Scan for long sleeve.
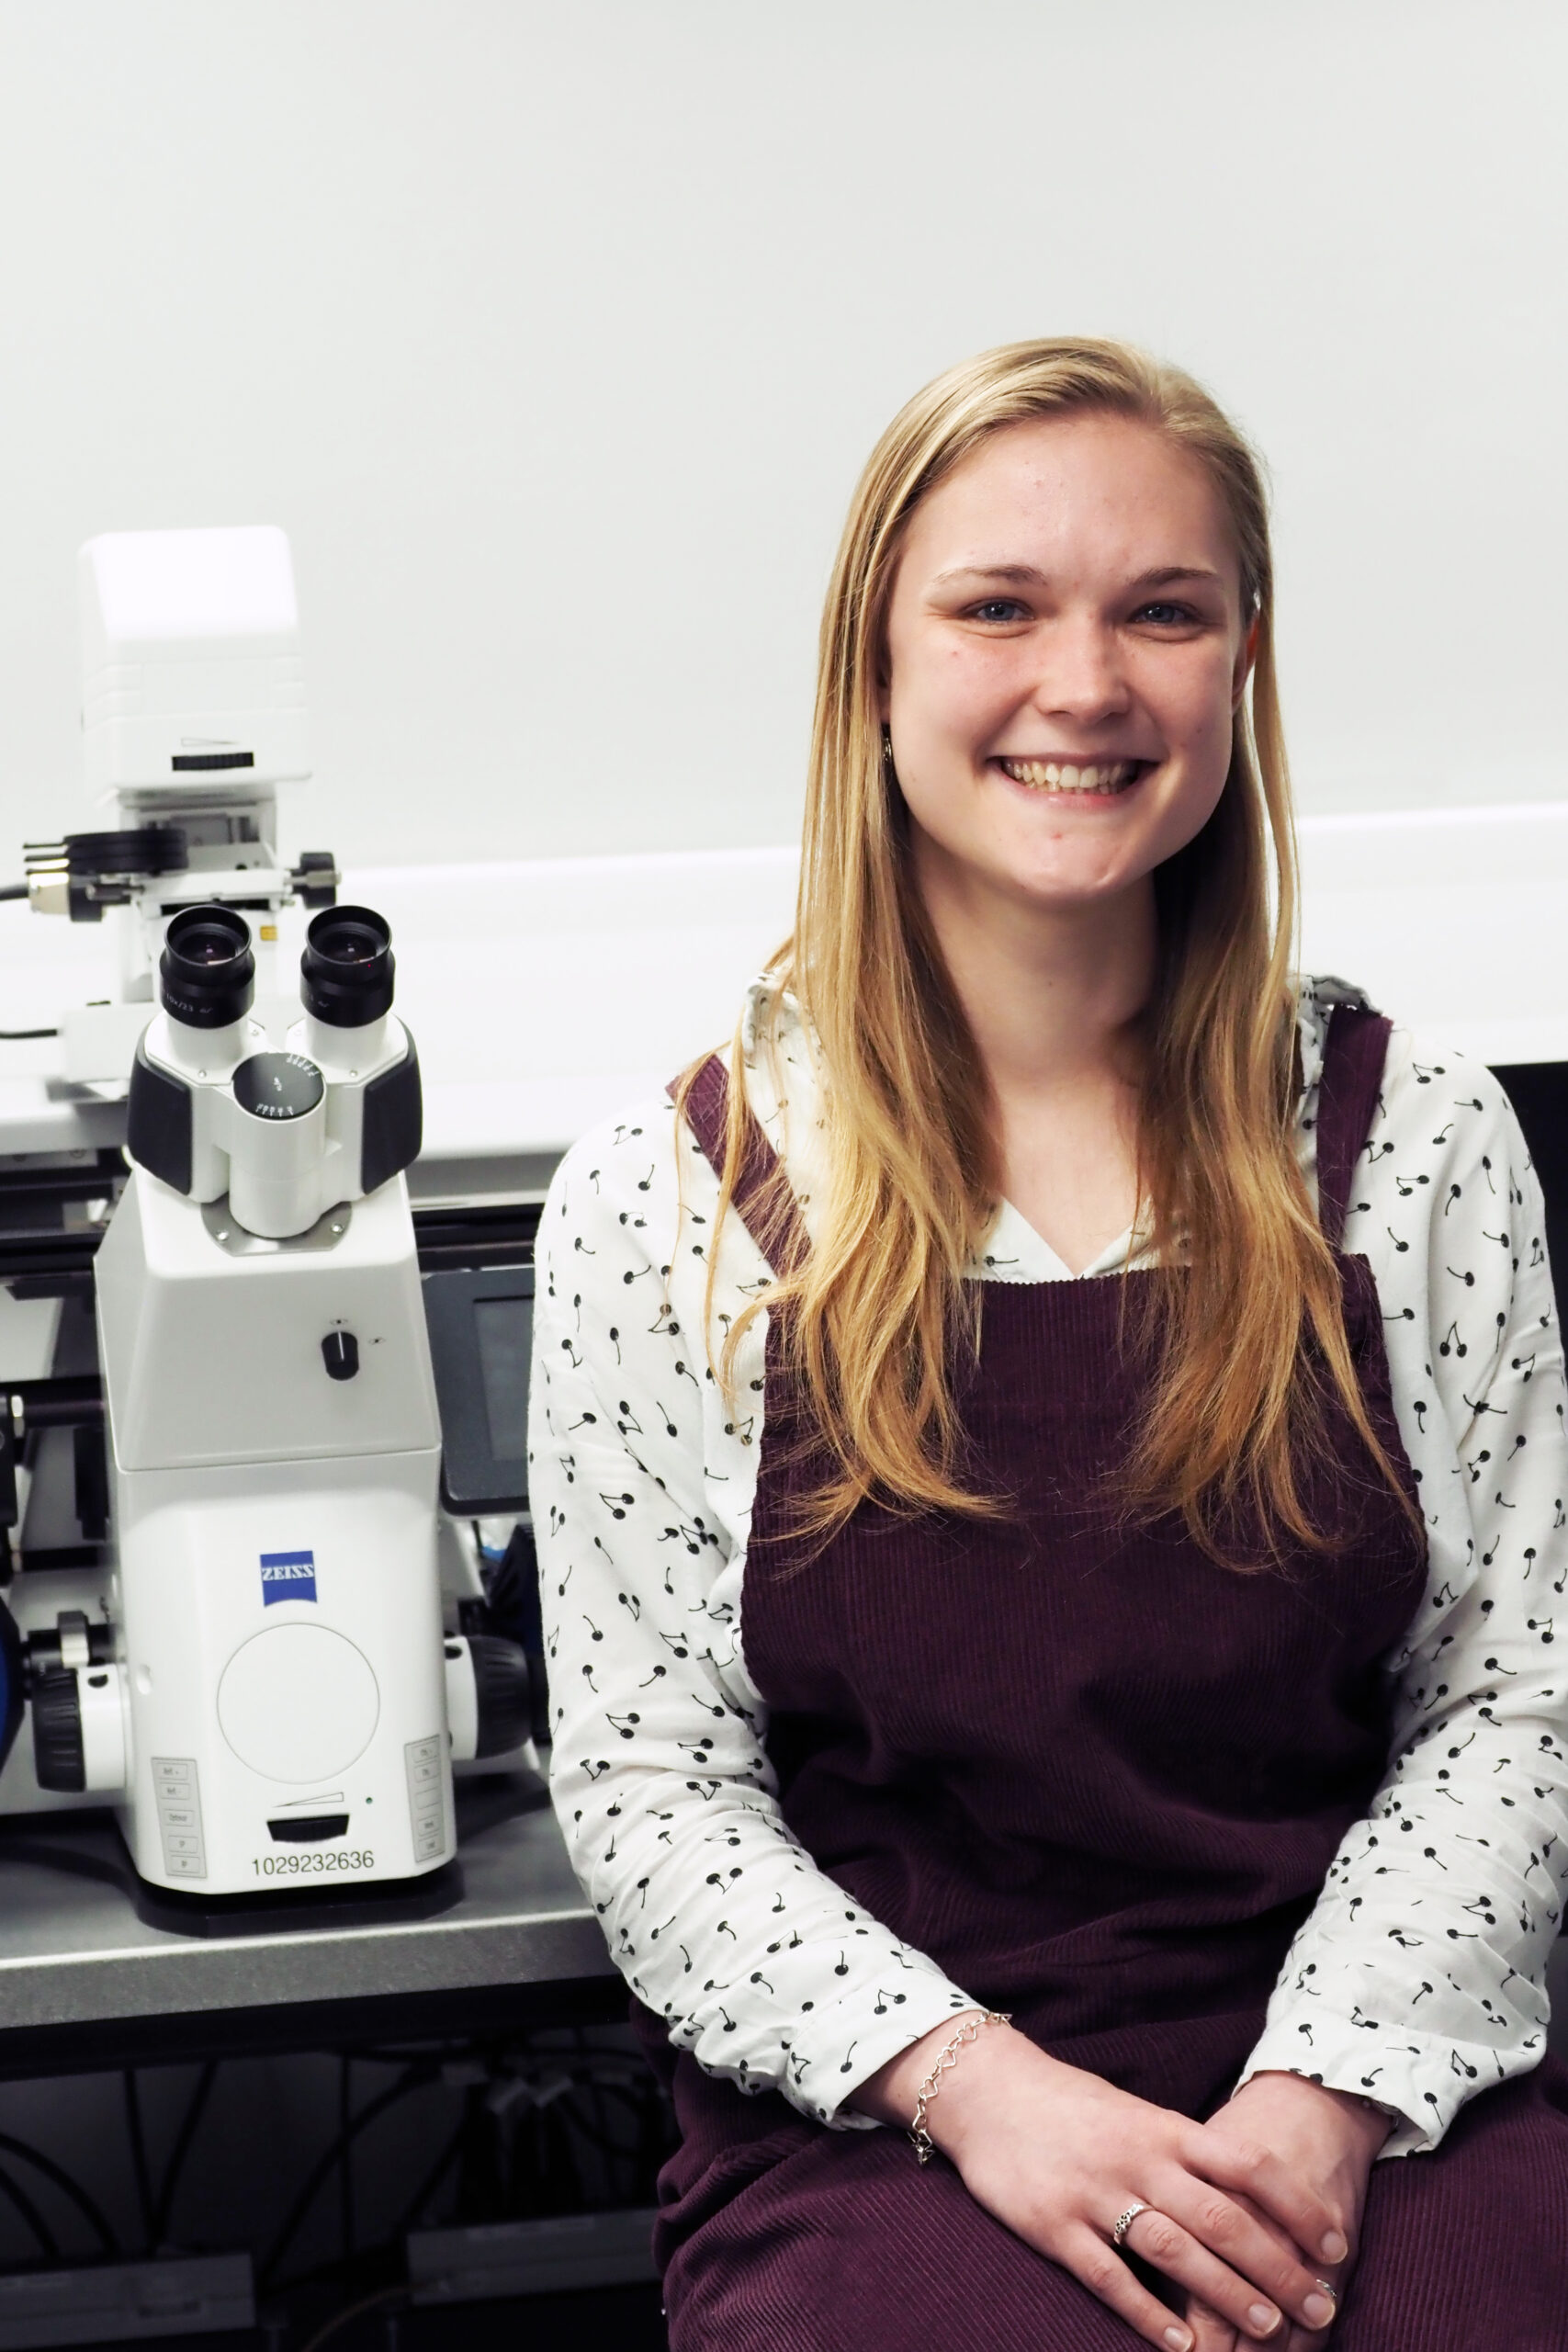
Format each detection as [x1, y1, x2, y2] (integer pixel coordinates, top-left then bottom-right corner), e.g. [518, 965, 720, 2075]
[1238, 1019, 1568, 2154]
[529, 1088, 975, 2126]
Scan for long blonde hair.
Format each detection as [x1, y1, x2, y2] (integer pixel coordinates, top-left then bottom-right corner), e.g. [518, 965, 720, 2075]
[687, 337, 1409, 1564]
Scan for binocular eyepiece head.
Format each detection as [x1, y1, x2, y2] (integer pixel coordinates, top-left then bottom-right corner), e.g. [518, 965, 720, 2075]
[160, 905, 256, 1029]
[157, 903, 399, 1031]
[300, 905, 395, 1028]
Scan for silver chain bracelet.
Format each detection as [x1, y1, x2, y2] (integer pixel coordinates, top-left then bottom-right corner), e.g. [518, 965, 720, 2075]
[908, 2009, 1011, 2165]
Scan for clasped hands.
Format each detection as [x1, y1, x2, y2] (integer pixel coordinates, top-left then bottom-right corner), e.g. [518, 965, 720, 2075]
[856, 2020, 1392, 2349]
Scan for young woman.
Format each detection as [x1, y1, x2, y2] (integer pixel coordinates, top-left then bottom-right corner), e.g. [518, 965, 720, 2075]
[530, 341, 1568, 2349]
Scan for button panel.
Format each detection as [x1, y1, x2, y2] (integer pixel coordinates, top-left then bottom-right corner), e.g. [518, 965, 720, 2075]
[152, 1757, 207, 1879]
[404, 1735, 446, 1863]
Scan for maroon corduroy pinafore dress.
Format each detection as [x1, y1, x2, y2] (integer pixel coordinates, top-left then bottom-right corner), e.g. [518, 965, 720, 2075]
[637, 1006, 1568, 2348]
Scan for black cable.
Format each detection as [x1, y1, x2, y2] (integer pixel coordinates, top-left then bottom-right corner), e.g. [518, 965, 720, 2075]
[152, 2060, 217, 2246]
[297, 2285, 409, 2352]
[0, 2161, 59, 2260]
[0, 2129, 118, 2256]
[123, 2071, 156, 2253]
[338, 2056, 355, 2265]
[0, 884, 28, 903]
[260, 2068, 437, 2291]
[0, 1028, 58, 1040]
[388, 2114, 467, 2241]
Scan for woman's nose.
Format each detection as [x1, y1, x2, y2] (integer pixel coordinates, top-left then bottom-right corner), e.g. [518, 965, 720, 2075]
[1031, 619, 1131, 726]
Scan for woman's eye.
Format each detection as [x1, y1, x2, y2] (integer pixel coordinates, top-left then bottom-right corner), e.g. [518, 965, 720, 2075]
[966, 598, 1030, 624]
[1133, 601, 1198, 627]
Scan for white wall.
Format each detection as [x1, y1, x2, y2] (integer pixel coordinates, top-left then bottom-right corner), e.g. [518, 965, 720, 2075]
[0, 0, 1563, 874]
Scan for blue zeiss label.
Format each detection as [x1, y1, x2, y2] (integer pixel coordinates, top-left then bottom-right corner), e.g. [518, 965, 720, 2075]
[260, 1550, 317, 1605]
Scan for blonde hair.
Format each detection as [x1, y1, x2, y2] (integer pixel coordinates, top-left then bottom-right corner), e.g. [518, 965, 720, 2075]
[685, 337, 1409, 1564]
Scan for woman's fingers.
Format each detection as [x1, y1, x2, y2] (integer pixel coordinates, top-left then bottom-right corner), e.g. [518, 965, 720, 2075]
[1151, 2177, 1339, 2335]
[1184, 2298, 1241, 2352]
[1060, 2229, 1202, 2352]
[1189, 2125, 1348, 2267]
[1122, 2207, 1285, 2342]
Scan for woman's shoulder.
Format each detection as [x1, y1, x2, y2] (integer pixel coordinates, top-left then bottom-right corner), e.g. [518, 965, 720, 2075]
[537, 1087, 690, 1283]
[1296, 975, 1523, 1156]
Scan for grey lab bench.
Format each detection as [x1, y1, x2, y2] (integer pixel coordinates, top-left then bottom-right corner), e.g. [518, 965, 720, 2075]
[0, 1779, 617, 2079]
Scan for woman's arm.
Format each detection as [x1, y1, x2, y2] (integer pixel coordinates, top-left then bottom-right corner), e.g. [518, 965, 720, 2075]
[1235, 1030, 1568, 2151]
[532, 1098, 975, 2123]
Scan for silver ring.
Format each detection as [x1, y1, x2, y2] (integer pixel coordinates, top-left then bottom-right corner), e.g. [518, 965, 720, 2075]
[1111, 2199, 1150, 2249]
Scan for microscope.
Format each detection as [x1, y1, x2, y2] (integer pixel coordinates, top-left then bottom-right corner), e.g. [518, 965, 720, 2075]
[0, 526, 536, 1897]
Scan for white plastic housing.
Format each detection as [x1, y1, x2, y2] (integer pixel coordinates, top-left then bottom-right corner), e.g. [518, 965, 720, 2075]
[79, 1664, 129, 1792]
[94, 1165, 452, 1894]
[95, 1170, 438, 1473]
[80, 526, 309, 797]
[139, 1009, 413, 1238]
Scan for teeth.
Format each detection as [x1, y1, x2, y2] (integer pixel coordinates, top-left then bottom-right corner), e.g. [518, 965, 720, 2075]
[998, 758, 1139, 793]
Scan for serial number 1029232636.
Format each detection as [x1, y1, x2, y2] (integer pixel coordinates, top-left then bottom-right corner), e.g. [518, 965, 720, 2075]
[252, 1850, 375, 1877]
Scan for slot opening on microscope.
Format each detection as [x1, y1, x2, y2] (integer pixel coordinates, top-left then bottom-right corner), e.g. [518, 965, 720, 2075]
[267, 1812, 351, 1843]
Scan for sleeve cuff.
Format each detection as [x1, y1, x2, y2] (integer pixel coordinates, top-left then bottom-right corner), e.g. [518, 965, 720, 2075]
[800, 1976, 982, 2132]
[1235, 2015, 1469, 2157]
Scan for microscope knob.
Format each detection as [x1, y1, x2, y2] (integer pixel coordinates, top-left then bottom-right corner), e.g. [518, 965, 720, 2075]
[466, 1634, 535, 1759]
[321, 1329, 359, 1382]
[31, 1668, 85, 1793]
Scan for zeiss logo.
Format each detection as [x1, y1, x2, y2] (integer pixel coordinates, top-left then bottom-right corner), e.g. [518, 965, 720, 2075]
[260, 1551, 317, 1606]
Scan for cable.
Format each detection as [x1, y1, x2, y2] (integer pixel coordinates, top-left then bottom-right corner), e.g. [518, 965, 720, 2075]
[0, 1028, 58, 1040]
[260, 2069, 437, 2291]
[0, 2162, 60, 2261]
[152, 2061, 217, 2246]
[0, 2130, 118, 2256]
[123, 2071, 156, 2253]
[0, 884, 28, 904]
[389, 2115, 466, 2241]
[338, 2056, 355, 2264]
[296, 2285, 409, 2352]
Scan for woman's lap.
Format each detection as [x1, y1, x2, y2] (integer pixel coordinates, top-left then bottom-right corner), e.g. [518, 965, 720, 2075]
[662, 2119, 1134, 2352]
[1334, 2058, 1568, 2350]
[662, 2060, 1568, 2352]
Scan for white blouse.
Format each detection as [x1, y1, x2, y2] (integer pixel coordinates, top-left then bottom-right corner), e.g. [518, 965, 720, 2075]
[529, 976, 1568, 2160]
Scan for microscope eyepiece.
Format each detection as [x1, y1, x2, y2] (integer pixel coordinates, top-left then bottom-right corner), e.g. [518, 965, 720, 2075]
[160, 905, 255, 1028]
[301, 905, 395, 1027]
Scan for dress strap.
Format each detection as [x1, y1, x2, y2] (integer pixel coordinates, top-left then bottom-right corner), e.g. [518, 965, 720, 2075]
[670, 1054, 812, 1278]
[1313, 1001, 1393, 1248]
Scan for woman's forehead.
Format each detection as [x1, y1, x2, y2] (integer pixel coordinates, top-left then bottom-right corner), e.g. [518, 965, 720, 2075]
[901, 413, 1239, 589]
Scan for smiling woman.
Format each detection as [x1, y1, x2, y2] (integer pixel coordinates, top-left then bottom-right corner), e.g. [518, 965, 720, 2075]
[532, 340, 1568, 2352]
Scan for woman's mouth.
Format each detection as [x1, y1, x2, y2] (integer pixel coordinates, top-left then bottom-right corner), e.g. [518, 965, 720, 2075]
[994, 756, 1146, 796]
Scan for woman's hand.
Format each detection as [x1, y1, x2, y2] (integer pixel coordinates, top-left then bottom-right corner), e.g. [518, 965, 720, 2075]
[1180, 2073, 1391, 2351]
[854, 2021, 1353, 2351]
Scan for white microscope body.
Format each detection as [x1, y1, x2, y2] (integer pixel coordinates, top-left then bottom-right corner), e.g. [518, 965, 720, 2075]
[0, 525, 533, 1897]
[83, 902, 464, 1894]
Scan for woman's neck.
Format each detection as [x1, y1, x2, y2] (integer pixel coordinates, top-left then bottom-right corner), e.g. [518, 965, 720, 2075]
[910, 831, 1154, 1272]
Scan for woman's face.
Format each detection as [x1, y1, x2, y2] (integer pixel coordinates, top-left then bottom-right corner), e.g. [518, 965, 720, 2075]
[881, 413, 1255, 920]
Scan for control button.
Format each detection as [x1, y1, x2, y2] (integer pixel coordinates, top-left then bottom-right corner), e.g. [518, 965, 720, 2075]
[152, 1756, 207, 1880]
[321, 1329, 359, 1382]
[404, 1734, 446, 1862]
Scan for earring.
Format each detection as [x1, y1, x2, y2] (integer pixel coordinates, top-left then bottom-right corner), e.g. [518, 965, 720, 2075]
[881, 723, 894, 769]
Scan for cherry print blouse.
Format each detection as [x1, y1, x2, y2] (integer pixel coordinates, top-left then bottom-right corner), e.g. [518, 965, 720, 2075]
[528, 976, 1568, 2159]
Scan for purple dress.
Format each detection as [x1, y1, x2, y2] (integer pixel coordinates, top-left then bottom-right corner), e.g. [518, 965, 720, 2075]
[636, 1006, 1568, 2347]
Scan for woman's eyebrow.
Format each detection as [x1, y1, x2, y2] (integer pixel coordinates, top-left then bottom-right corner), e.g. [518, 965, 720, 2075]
[928, 562, 1226, 592]
[929, 563, 1046, 587]
[1128, 565, 1225, 592]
